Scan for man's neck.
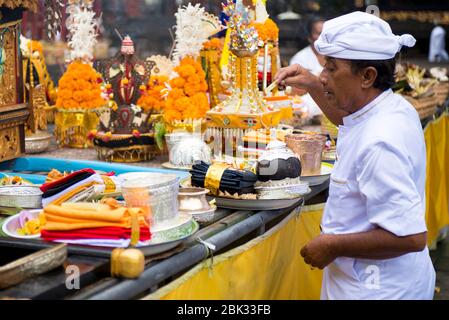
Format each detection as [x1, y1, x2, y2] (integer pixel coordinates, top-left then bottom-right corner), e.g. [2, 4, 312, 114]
[350, 89, 384, 115]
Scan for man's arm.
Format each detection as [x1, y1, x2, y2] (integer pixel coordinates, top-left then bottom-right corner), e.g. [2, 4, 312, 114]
[300, 228, 427, 269]
[275, 64, 348, 126]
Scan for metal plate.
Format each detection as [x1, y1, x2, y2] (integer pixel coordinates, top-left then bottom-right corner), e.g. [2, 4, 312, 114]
[301, 163, 333, 186]
[161, 162, 192, 171]
[138, 219, 199, 256]
[206, 196, 303, 211]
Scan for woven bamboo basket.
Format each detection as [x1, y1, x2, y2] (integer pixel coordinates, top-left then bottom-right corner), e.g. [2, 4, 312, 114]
[403, 94, 439, 120]
[433, 82, 449, 106]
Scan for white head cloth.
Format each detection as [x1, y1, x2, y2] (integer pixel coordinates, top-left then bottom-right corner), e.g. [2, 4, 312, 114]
[314, 11, 416, 60]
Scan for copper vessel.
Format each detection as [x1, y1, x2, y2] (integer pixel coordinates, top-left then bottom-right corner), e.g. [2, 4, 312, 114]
[285, 133, 327, 176]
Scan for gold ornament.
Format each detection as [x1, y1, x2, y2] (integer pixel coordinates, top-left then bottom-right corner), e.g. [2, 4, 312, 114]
[110, 248, 145, 279]
[201, 47, 223, 109]
[207, 47, 280, 131]
[55, 109, 99, 148]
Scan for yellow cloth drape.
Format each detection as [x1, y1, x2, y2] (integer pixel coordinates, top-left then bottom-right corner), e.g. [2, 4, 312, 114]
[425, 113, 449, 246]
[143, 204, 324, 300]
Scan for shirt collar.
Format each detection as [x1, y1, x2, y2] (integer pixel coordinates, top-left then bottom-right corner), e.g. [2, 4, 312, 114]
[342, 89, 393, 127]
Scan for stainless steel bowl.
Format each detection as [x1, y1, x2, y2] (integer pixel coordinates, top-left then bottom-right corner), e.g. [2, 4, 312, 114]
[178, 187, 210, 213]
[0, 185, 43, 209]
[25, 132, 53, 154]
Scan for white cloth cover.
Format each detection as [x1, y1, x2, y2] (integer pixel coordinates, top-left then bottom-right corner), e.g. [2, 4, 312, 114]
[314, 11, 416, 60]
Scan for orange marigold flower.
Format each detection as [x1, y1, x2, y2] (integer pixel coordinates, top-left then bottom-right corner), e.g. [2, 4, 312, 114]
[187, 74, 200, 85]
[137, 75, 168, 113]
[203, 38, 223, 51]
[251, 18, 279, 43]
[171, 77, 186, 88]
[164, 56, 210, 122]
[56, 61, 105, 110]
[176, 64, 196, 78]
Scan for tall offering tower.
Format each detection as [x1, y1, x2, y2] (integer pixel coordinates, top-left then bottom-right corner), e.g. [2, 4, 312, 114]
[206, 0, 281, 159]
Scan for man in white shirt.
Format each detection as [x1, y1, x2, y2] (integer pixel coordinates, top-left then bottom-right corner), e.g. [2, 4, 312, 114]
[429, 24, 449, 63]
[276, 11, 436, 300]
[290, 16, 325, 76]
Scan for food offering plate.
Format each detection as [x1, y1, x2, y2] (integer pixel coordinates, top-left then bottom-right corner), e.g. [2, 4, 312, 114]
[181, 180, 309, 211]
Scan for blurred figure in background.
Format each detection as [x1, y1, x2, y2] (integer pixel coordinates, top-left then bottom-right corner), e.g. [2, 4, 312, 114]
[289, 16, 333, 134]
[429, 23, 449, 63]
[290, 16, 325, 75]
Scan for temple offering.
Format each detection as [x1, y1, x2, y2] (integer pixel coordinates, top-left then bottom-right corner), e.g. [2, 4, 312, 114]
[190, 161, 258, 197]
[206, 0, 284, 160]
[39, 168, 123, 207]
[54, 1, 105, 148]
[93, 35, 157, 162]
[255, 141, 308, 200]
[40, 200, 151, 247]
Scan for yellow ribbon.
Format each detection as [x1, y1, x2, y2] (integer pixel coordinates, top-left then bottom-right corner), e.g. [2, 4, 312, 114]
[205, 163, 230, 196]
[130, 210, 140, 247]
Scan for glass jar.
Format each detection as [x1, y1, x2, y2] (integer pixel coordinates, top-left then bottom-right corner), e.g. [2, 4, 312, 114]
[122, 173, 179, 227]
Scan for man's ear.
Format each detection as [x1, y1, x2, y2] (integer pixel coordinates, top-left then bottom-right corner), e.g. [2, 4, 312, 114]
[361, 67, 378, 89]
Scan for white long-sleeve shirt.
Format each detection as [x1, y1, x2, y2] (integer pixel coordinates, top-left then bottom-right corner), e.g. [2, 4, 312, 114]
[321, 89, 435, 300]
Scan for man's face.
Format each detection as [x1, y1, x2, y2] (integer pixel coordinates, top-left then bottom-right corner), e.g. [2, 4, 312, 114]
[319, 57, 364, 113]
[309, 21, 323, 44]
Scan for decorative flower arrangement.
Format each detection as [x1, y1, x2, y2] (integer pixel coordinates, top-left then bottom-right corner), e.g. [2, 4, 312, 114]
[223, 0, 259, 53]
[251, 18, 279, 44]
[203, 38, 223, 51]
[55, 1, 104, 110]
[54, 0, 103, 149]
[136, 75, 168, 113]
[164, 57, 209, 123]
[21, 36, 58, 104]
[56, 61, 105, 110]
